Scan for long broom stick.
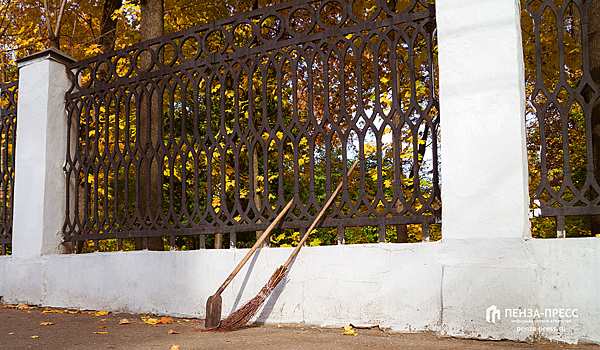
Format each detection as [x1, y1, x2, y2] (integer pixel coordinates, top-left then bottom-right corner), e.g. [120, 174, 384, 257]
[204, 198, 295, 328]
[205, 159, 359, 331]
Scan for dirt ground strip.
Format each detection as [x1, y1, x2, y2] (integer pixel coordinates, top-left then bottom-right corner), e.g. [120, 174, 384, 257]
[0, 305, 598, 350]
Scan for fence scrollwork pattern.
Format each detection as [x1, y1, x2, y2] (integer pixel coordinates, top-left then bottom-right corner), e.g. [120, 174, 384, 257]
[524, 0, 600, 236]
[0, 81, 18, 255]
[64, 0, 440, 250]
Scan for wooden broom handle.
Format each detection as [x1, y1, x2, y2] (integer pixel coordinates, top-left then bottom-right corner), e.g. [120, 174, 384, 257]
[283, 159, 359, 269]
[215, 198, 294, 296]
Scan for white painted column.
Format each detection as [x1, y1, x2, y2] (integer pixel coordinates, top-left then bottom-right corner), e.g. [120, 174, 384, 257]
[12, 48, 75, 258]
[436, 0, 530, 239]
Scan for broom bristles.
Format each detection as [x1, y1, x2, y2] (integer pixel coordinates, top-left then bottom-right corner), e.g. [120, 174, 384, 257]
[203, 265, 288, 332]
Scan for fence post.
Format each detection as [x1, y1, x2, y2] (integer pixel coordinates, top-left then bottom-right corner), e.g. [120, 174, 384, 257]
[436, 0, 530, 240]
[12, 48, 75, 258]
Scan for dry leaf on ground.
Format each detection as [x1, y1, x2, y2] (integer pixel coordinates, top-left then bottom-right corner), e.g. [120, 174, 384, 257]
[31, 335, 39, 339]
[42, 308, 65, 314]
[97, 326, 107, 329]
[42, 308, 81, 314]
[170, 345, 180, 350]
[142, 316, 174, 325]
[89, 310, 108, 316]
[342, 325, 357, 336]
[159, 317, 174, 324]
[168, 329, 179, 334]
[118, 318, 130, 325]
[17, 304, 35, 310]
[142, 317, 159, 325]
[40, 322, 56, 326]
[92, 331, 108, 334]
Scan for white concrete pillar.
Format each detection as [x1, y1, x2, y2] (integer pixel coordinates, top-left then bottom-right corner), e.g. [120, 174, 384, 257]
[12, 48, 75, 258]
[436, 0, 530, 239]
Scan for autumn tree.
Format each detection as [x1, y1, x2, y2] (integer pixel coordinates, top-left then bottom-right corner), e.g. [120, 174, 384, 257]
[100, 0, 124, 53]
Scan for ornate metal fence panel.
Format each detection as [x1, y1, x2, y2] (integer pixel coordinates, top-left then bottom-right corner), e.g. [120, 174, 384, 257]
[0, 81, 18, 255]
[64, 0, 440, 250]
[523, 0, 600, 236]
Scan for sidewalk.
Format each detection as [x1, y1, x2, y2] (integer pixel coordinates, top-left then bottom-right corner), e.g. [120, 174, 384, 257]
[1, 305, 597, 350]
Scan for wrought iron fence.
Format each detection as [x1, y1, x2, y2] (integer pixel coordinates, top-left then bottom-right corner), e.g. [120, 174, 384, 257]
[0, 81, 17, 255]
[523, 0, 600, 237]
[64, 0, 440, 250]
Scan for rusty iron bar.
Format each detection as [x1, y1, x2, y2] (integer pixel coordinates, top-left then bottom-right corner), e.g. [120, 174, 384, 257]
[524, 0, 600, 228]
[0, 81, 18, 255]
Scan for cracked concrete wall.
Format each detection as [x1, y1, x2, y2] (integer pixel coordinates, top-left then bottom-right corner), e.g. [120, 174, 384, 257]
[0, 243, 443, 332]
[0, 238, 600, 343]
[1, 239, 599, 344]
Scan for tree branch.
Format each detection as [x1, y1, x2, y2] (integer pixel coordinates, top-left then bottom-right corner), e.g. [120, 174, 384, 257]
[53, 0, 68, 40]
[42, 0, 54, 40]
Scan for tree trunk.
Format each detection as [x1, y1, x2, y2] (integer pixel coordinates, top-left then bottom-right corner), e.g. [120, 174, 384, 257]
[140, 0, 163, 42]
[135, 0, 165, 251]
[48, 36, 60, 49]
[100, 0, 123, 53]
[588, 1, 600, 235]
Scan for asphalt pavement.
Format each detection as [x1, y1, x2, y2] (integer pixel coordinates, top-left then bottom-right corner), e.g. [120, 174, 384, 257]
[1, 305, 598, 349]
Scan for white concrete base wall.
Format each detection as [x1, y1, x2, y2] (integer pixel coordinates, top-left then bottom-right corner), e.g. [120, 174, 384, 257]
[1, 239, 598, 344]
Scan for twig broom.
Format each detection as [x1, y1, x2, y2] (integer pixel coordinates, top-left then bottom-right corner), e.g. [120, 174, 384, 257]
[204, 159, 359, 331]
[204, 199, 294, 328]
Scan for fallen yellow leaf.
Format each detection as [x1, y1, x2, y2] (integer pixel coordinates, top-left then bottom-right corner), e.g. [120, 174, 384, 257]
[92, 331, 108, 334]
[40, 322, 56, 326]
[18, 304, 35, 310]
[8, 332, 14, 335]
[31, 335, 39, 339]
[118, 318, 130, 325]
[170, 345, 180, 350]
[342, 325, 357, 336]
[159, 317, 174, 324]
[98, 326, 107, 329]
[143, 318, 159, 325]
[89, 310, 108, 316]
[43, 308, 69, 314]
[168, 329, 179, 334]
